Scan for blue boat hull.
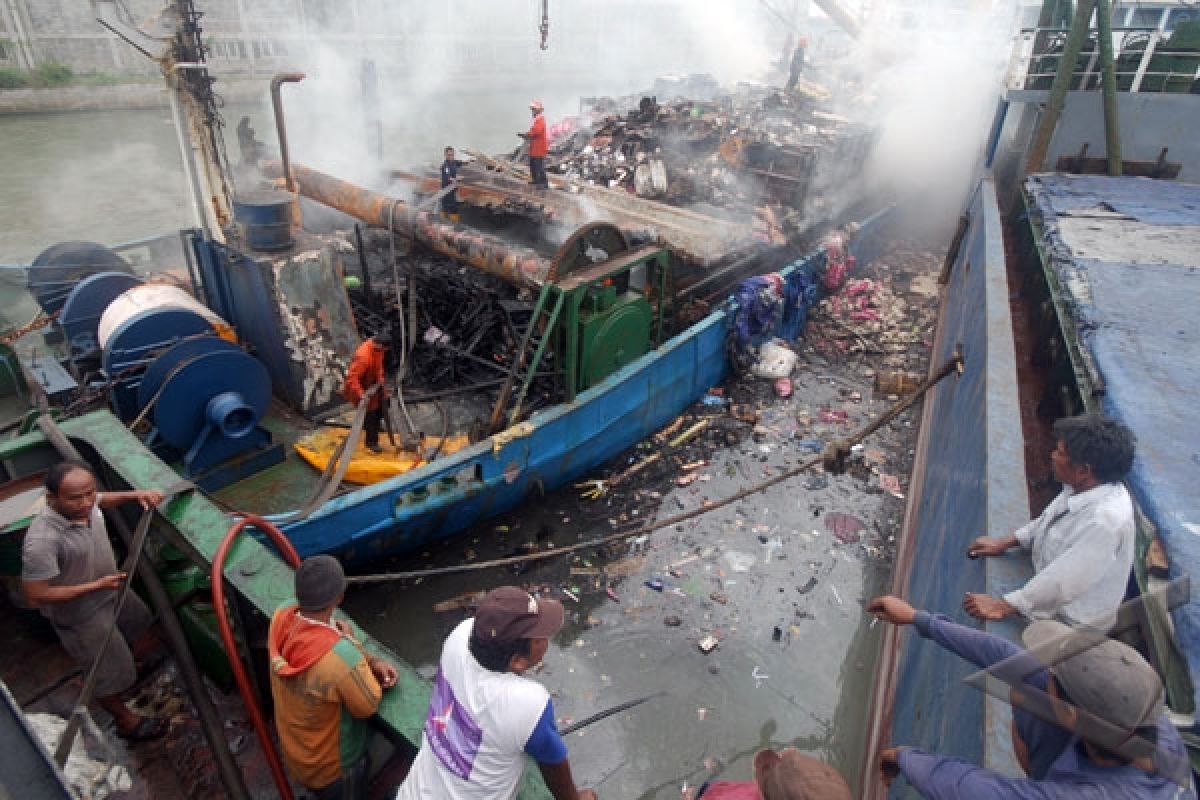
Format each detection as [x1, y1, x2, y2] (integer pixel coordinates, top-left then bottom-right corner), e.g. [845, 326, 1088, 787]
[275, 213, 892, 566]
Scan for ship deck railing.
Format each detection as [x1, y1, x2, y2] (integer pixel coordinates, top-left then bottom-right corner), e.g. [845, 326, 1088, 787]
[1005, 26, 1200, 94]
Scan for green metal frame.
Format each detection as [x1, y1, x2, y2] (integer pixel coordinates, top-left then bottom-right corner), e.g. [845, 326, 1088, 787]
[507, 246, 672, 427]
[0, 412, 555, 798]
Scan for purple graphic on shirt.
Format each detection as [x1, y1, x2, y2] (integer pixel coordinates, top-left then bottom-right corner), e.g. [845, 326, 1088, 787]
[424, 669, 482, 780]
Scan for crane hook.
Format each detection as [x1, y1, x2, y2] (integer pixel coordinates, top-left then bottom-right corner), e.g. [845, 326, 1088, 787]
[539, 0, 549, 50]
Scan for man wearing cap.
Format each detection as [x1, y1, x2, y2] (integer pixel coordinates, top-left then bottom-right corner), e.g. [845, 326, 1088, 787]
[965, 413, 1138, 630]
[518, 100, 549, 188]
[694, 746, 851, 799]
[396, 586, 595, 800]
[869, 594, 1194, 797]
[344, 332, 392, 454]
[269, 555, 398, 800]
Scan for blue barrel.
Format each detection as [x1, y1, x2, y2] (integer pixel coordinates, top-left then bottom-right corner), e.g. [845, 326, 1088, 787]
[233, 190, 294, 251]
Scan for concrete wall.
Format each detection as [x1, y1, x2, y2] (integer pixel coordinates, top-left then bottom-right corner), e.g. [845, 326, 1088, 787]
[0, 0, 789, 87]
[883, 178, 1032, 796]
[0, 79, 262, 114]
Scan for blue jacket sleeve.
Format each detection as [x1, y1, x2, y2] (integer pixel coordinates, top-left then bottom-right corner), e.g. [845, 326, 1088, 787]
[913, 611, 1049, 691]
[897, 749, 1081, 799]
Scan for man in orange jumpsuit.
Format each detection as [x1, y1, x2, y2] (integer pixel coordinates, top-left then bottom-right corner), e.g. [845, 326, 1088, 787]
[344, 332, 391, 453]
[519, 99, 549, 188]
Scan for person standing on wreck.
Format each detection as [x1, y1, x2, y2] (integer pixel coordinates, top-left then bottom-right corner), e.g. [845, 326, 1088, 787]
[440, 146, 470, 223]
[344, 332, 391, 454]
[395, 586, 596, 800]
[519, 99, 550, 189]
[964, 413, 1137, 630]
[21, 461, 168, 742]
[269, 555, 398, 800]
[785, 36, 807, 91]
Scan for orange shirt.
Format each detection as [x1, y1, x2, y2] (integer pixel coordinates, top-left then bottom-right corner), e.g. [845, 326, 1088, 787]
[344, 340, 386, 410]
[527, 114, 548, 158]
[268, 607, 382, 790]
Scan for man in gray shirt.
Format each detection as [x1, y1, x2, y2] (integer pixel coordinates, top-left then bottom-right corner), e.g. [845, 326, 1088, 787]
[22, 460, 166, 741]
[964, 413, 1137, 630]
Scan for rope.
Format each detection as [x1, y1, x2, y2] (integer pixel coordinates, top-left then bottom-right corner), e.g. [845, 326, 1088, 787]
[386, 198, 419, 437]
[346, 352, 963, 585]
[1, 310, 57, 346]
[271, 387, 375, 524]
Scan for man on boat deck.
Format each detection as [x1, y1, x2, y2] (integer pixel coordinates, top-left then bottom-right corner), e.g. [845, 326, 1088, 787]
[964, 413, 1137, 630]
[269, 555, 398, 800]
[395, 586, 596, 800]
[440, 146, 470, 223]
[785, 36, 807, 92]
[870, 594, 1195, 798]
[344, 332, 391, 454]
[21, 460, 168, 742]
[518, 99, 550, 189]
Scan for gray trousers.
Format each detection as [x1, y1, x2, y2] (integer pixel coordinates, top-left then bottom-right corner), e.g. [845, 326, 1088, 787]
[55, 592, 153, 697]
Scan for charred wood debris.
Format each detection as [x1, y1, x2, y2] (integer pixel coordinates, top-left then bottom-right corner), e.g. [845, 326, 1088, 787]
[364, 240, 945, 625]
[542, 80, 875, 233]
[346, 232, 577, 430]
[342, 80, 877, 421]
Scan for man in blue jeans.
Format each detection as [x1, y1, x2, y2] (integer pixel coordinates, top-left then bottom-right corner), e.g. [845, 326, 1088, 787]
[869, 595, 1195, 798]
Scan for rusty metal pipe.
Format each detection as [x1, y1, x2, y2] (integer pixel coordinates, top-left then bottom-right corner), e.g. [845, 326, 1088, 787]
[270, 72, 306, 192]
[267, 161, 553, 288]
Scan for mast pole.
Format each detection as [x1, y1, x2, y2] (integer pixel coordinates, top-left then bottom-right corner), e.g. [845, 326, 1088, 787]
[1025, 0, 1098, 173]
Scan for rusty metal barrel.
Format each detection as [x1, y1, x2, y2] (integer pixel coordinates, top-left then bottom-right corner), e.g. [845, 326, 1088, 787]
[264, 161, 552, 289]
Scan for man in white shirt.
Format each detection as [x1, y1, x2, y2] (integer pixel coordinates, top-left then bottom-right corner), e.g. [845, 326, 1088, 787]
[396, 586, 596, 800]
[964, 413, 1137, 630]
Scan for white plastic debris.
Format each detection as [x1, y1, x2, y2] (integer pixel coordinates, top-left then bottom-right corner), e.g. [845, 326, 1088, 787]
[722, 550, 756, 573]
[750, 339, 798, 379]
[28, 712, 132, 799]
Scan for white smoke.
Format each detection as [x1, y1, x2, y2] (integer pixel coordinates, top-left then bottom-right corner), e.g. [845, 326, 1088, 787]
[834, 3, 1019, 230]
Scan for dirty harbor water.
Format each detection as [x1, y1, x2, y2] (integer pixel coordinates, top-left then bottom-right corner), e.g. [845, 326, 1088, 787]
[342, 240, 941, 798]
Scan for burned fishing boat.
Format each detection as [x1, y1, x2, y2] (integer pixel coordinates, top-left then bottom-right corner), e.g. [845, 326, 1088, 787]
[0, 1, 894, 797]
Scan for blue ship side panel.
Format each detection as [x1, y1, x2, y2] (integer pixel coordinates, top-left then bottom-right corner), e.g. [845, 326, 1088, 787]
[1026, 174, 1200, 712]
[887, 180, 1031, 796]
[279, 306, 734, 566]
[272, 221, 897, 566]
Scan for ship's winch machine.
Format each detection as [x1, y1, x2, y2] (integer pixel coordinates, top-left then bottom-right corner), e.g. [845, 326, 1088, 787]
[24, 240, 283, 489]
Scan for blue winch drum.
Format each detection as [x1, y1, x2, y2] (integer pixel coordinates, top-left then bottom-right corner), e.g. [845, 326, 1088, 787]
[59, 271, 143, 356]
[27, 241, 133, 315]
[233, 190, 295, 252]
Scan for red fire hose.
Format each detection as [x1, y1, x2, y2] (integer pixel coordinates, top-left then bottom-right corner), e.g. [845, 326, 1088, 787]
[212, 514, 301, 800]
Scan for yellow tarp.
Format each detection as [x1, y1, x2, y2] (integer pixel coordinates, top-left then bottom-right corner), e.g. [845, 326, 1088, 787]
[293, 428, 471, 485]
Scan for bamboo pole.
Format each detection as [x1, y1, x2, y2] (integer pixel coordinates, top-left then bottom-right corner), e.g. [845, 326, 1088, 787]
[1025, 0, 1098, 173]
[1095, 0, 1123, 176]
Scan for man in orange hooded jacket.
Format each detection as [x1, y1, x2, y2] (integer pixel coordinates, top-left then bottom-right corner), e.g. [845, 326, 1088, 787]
[344, 333, 391, 453]
[268, 555, 397, 799]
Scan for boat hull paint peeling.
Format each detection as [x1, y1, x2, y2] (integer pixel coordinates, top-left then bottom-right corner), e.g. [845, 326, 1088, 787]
[276, 207, 892, 566]
[283, 280, 773, 564]
[861, 179, 1032, 798]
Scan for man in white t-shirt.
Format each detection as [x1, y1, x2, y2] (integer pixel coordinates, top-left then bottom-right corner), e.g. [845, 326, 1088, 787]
[964, 413, 1137, 630]
[396, 586, 596, 800]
